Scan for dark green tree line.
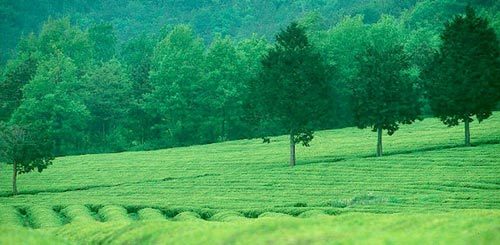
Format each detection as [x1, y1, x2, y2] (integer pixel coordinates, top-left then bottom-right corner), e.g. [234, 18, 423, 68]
[0, 5, 497, 167]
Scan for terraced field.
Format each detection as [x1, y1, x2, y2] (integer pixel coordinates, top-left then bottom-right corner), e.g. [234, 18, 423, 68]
[0, 114, 499, 244]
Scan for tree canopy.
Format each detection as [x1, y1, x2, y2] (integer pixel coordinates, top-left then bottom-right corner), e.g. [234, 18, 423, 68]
[425, 6, 500, 146]
[0, 2, 497, 157]
[0, 122, 53, 195]
[252, 22, 332, 166]
[351, 44, 421, 157]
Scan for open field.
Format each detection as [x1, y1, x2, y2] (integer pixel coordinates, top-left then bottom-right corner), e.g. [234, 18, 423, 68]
[0, 114, 499, 244]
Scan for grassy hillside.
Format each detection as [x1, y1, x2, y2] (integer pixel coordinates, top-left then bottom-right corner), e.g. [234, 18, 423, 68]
[0, 114, 499, 209]
[0, 114, 499, 243]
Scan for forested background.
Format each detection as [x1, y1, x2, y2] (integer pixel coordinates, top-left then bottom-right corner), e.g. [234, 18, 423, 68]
[1, 0, 499, 155]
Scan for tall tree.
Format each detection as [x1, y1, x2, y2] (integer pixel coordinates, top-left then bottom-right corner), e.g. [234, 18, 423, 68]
[145, 25, 206, 146]
[11, 52, 90, 155]
[425, 6, 499, 146]
[204, 35, 246, 141]
[120, 34, 156, 145]
[37, 17, 93, 70]
[316, 15, 369, 128]
[252, 22, 332, 167]
[237, 35, 271, 137]
[81, 59, 132, 150]
[351, 44, 421, 157]
[0, 122, 53, 195]
[0, 34, 39, 122]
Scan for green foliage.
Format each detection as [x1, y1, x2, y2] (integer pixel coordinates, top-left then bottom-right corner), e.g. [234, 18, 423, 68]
[61, 205, 97, 223]
[120, 34, 155, 97]
[0, 116, 499, 242]
[0, 225, 67, 245]
[315, 15, 367, 128]
[27, 206, 63, 229]
[258, 212, 292, 218]
[172, 211, 202, 221]
[0, 1, 498, 157]
[351, 44, 421, 135]
[0, 33, 40, 122]
[0, 123, 52, 173]
[137, 208, 164, 221]
[209, 211, 246, 222]
[253, 22, 332, 146]
[81, 59, 132, 151]
[1, 115, 498, 209]
[297, 210, 328, 218]
[146, 25, 206, 146]
[0, 206, 23, 226]
[0, 122, 53, 194]
[403, 0, 470, 31]
[203, 35, 246, 141]
[11, 53, 90, 154]
[37, 18, 93, 70]
[98, 205, 130, 223]
[88, 23, 117, 62]
[425, 6, 500, 126]
[120, 35, 157, 146]
[1, 210, 499, 244]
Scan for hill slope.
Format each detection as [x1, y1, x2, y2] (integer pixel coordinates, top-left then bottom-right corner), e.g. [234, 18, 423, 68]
[0, 114, 499, 244]
[0, 114, 499, 210]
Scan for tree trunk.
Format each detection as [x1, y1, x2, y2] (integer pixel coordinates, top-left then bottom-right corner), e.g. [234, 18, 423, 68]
[377, 126, 383, 157]
[289, 133, 296, 167]
[12, 162, 18, 196]
[464, 119, 471, 146]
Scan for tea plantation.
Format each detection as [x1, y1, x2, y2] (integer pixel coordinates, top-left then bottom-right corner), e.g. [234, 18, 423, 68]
[0, 115, 499, 244]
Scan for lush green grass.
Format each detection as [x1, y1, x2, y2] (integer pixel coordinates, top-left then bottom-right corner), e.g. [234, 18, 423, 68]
[0, 114, 499, 243]
[0, 115, 498, 210]
[0, 210, 498, 244]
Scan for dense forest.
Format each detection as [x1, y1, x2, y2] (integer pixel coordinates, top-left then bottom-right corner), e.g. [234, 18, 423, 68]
[0, 0, 499, 156]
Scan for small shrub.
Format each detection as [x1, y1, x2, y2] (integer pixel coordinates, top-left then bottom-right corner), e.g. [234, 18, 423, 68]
[210, 211, 246, 222]
[292, 202, 308, 207]
[137, 208, 165, 221]
[98, 205, 130, 223]
[258, 212, 291, 218]
[61, 205, 96, 223]
[172, 211, 202, 221]
[327, 199, 349, 208]
[298, 210, 328, 218]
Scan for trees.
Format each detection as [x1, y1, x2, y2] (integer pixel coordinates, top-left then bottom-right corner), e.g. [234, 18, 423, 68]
[351, 44, 421, 157]
[237, 35, 271, 137]
[252, 22, 332, 166]
[0, 122, 53, 195]
[89, 23, 117, 62]
[204, 35, 246, 141]
[37, 18, 93, 70]
[120, 35, 156, 145]
[81, 59, 132, 150]
[0, 3, 497, 157]
[315, 15, 368, 128]
[145, 25, 206, 146]
[11, 53, 90, 155]
[0, 35, 39, 122]
[425, 6, 499, 146]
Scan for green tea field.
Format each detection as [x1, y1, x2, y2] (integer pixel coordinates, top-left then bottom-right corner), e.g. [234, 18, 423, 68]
[1, 115, 499, 244]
